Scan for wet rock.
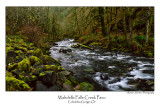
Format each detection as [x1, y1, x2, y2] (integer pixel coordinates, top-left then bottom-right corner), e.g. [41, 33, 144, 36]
[141, 70, 154, 74]
[100, 73, 110, 80]
[71, 44, 80, 48]
[59, 48, 72, 53]
[39, 71, 56, 87]
[35, 81, 59, 91]
[128, 79, 154, 91]
[61, 83, 74, 91]
[108, 77, 121, 84]
[36, 81, 48, 91]
[56, 72, 66, 86]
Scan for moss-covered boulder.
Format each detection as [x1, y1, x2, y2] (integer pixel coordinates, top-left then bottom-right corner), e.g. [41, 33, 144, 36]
[30, 56, 43, 66]
[40, 55, 60, 65]
[77, 82, 94, 91]
[15, 50, 24, 56]
[39, 71, 57, 87]
[6, 77, 31, 91]
[18, 58, 30, 73]
[33, 48, 43, 58]
[14, 45, 28, 53]
[19, 74, 37, 84]
[7, 63, 18, 72]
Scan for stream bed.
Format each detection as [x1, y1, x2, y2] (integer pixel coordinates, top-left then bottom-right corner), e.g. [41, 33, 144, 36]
[50, 39, 154, 91]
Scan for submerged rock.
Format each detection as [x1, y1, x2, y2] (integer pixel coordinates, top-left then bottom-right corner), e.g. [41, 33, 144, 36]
[100, 73, 110, 80]
[59, 48, 72, 53]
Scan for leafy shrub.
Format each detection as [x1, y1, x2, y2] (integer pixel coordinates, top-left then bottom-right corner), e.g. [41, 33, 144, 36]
[135, 35, 146, 44]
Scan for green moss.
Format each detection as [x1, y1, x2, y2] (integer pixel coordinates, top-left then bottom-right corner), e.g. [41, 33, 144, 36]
[58, 66, 65, 71]
[77, 43, 93, 50]
[30, 56, 43, 66]
[33, 48, 43, 57]
[79, 82, 94, 91]
[6, 77, 31, 91]
[68, 75, 78, 86]
[6, 46, 14, 53]
[6, 71, 13, 77]
[40, 55, 60, 65]
[39, 72, 46, 77]
[65, 79, 72, 85]
[44, 65, 58, 71]
[29, 43, 34, 47]
[7, 63, 18, 71]
[15, 50, 24, 56]
[18, 58, 30, 73]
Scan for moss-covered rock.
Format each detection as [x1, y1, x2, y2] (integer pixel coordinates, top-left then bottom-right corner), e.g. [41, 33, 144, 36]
[78, 82, 94, 91]
[58, 66, 65, 72]
[7, 63, 18, 72]
[30, 56, 43, 66]
[6, 77, 31, 91]
[15, 50, 24, 56]
[43, 65, 58, 72]
[18, 58, 30, 73]
[33, 48, 43, 58]
[68, 74, 78, 86]
[40, 55, 60, 65]
[14, 45, 28, 52]
[6, 71, 13, 77]
[19, 74, 37, 84]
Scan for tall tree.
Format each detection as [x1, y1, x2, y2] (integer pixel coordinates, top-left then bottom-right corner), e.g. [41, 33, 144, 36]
[98, 7, 106, 37]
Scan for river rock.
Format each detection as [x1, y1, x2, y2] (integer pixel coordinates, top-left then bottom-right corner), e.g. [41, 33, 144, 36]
[59, 48, 72, 53]
[100, 73, 110, 80]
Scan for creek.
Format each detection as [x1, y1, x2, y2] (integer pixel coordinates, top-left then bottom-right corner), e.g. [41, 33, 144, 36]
[50, 39, 154, 91]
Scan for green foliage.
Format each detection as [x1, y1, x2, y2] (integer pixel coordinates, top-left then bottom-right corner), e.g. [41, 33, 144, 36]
[79, 82, 94, 91]
[18, 58, 30, 73]
[6, 77, 31, 91]
[135, 35, 146, 44]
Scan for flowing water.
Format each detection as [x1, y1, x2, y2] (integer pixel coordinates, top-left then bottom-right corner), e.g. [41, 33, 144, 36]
[50, 39, 154, 91]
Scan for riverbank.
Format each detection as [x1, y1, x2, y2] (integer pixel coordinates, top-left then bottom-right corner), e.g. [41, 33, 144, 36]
[6, 35, 94, 91]
[74, 34, 154, 58]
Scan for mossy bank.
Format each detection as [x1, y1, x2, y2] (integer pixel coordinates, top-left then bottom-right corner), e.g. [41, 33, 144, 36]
[6, 35, 94, 91]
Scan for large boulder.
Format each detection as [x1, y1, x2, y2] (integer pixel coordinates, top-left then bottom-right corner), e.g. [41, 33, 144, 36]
[39, 71, 57, 87]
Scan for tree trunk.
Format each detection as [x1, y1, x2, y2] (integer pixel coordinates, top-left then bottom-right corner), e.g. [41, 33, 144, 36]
[123, 7, 127, 45]
[146, 7, 151, 46]
[99, 7, 106, 37]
